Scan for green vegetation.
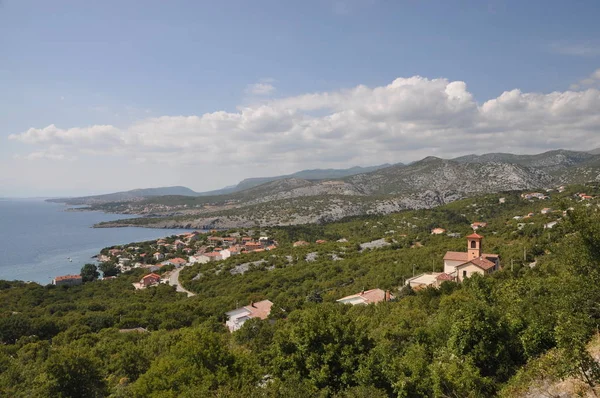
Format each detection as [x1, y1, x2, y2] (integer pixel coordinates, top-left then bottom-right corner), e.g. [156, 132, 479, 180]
[3, 186, 600, 396]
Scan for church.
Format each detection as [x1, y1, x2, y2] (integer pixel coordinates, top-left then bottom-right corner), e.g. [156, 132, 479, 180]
[443, 233, 500, 282]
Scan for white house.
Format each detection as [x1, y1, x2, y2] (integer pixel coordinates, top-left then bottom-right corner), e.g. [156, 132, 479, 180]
[189, 255, 210, 264]
[336, 289, 393, 305]
[225, 300, 273, 332]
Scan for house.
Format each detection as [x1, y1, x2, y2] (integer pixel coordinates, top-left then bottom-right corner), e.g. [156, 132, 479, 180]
[53, 274, 83, 286]
[336, 289, 394, 306]
[141, 273, 161, 287]
[431, 228, 446, 235]
[315, 239, 327, 244]
[173, 240, 186, 250]
[208, 236, 223, 245]
[205, 252, 222, 261]
[189, 254, 210, 264]
[405, 273, 453, 290]
[153, 252, 164, 261]
[220, 249, 232, 260]
[293, 241, 309, 247]
[227, 246, 242, 255]
[164, 257, 187, 267]
[222, 237, 237, 246]
[544, 221, 558, 229]
[245, 242, 263, 251]
[225, 300, 273, 332]
[499, 197, 506, 204]
[541, 208, 552, 214]
[470, 222, 487, 230]
[443, 233, 500, 282]
[118, 257, 132, 265]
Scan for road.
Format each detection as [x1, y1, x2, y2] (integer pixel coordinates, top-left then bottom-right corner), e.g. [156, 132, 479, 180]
[167, 267, 196, 297]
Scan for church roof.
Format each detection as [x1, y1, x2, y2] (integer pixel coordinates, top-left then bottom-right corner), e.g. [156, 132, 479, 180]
[444, 251, 499, 262]
[443, 251, 469, 261]
[457, 257, 496, 271]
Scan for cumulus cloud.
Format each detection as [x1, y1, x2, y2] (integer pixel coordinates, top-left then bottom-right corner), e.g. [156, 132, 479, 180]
[8, 75, 600, 174]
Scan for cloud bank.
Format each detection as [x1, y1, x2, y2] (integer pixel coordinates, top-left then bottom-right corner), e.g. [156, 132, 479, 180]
[9, 75, 600, 175]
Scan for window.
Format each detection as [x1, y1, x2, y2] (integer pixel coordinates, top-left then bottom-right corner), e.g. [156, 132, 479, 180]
[470, 240, 476, 249]
[463, 270, 467, 278]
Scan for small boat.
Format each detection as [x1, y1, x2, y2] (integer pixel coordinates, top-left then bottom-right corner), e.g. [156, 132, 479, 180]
[67, 257, 72, 262]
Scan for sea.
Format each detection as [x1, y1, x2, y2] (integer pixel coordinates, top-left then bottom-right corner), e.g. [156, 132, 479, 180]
[0, 199, 192, 284]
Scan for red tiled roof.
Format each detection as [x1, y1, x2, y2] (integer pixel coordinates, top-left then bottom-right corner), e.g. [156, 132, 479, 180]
[338, 288, 394, 304]
[466, 233, 484, 239]
[142, 273, 161, 281]
[54, 274, 82, 281]
[170, 258, 187, 265]
[458, 257, 496, 271]
[436, 273, 454, 281]
[444, 251, 498, 261]
[443, 251, 469, 261]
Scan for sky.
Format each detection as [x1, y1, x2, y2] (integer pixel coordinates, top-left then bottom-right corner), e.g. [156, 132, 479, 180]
[1, 0, 600, 197]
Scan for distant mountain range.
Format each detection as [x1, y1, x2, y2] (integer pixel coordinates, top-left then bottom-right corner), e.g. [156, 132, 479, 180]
[86, 148, 600, 229]
[48, 164, 393, 205]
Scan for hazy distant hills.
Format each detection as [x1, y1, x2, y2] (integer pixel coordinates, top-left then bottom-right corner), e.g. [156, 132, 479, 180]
[88, 148, 600, 229]
[55, 148, 600, 229]
[48, 164, 393, 205]
[47, 186, 200, 205]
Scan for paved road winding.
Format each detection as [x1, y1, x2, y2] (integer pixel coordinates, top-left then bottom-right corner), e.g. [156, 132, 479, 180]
[167, 267, 196, 297]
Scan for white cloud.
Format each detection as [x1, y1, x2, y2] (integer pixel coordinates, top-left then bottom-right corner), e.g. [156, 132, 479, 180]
[8, 74, 600, 192]
[570, 68, 600, 90]
[245, 82, 276, 96]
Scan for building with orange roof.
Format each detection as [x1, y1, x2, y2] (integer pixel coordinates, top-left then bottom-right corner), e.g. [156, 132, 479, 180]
[141, 273, 161, 287]
[336, 288, 393, 306]
[52, 274, 83, 286]
[443, 233, 500, 281]
[225, 300, 273, 332]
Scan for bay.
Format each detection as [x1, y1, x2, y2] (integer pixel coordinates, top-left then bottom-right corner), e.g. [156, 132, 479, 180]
[0, 199, 192, 284]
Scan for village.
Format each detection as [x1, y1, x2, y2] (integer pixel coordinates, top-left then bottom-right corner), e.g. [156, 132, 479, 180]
[50, 186, 597, 333]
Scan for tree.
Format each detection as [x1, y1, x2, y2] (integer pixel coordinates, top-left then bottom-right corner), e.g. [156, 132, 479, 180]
[99, 262, 119, 277]
[42, 349, 107, 398]
[80, 263, 99, 282]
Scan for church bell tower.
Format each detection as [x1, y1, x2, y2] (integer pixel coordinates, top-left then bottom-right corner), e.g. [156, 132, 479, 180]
[467, 233, 483, 259]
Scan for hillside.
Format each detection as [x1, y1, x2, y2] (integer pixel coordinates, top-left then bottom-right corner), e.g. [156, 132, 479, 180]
[47, 186, 201, 205]
[4, 186, 600, 396]
[94, 156, 558, 229]
[49, 164, 391, 204]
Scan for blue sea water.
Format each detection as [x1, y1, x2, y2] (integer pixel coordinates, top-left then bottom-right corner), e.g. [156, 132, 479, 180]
[0, 199, 191, 284]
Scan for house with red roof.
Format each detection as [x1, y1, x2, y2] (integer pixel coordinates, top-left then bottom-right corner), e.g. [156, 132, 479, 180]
[141, 273, 161, 287]
[205, 252, 222, 261]
[336, 289, 393, 306]
[225, 300, 273, 332]
[443, 233, 500, 282]
[162, 257, 187, 267]
[52, 274, 83, 286]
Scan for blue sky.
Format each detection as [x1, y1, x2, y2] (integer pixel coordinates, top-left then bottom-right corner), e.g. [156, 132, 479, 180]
[1, 0, 600, 196]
